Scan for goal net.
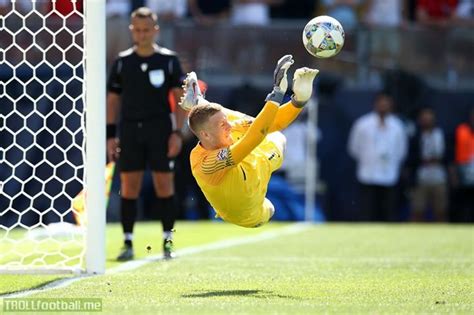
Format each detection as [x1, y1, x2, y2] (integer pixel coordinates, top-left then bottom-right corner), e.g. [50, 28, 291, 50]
[0, 0, 105, 274]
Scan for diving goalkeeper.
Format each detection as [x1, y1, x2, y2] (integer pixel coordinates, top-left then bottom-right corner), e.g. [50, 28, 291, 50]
[180, 55, 318, 228]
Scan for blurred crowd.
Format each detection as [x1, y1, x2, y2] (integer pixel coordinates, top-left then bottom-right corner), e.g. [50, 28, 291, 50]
[347, 93, 474, 223]
[4, 0, 467, 27]
[2, 0, 473, 76]
[3, 0, 472, 32]
[108, 0, 473, 62]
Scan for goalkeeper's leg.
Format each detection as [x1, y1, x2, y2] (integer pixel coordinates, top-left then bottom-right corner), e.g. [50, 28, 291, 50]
[252, 198, 276, 228]
[267, 131, 287, 157]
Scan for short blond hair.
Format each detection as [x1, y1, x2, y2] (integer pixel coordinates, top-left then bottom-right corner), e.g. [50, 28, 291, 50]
[131, 7, 158, 24]
[188, 103, 222, 135]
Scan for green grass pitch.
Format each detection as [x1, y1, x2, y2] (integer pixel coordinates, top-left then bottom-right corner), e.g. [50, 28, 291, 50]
[0, 222, 473, 314]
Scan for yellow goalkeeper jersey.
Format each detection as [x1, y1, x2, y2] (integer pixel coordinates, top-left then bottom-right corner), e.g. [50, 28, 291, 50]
[190, 102, 284, 228]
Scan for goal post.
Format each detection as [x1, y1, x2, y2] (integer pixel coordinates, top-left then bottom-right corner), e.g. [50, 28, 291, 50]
[85, 0, 106, 275]
[304, 97, 318, 222]
[0, 0, 106, 274]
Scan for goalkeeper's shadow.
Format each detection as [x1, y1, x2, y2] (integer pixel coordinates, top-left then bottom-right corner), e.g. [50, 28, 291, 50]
[181, 289, 300, 300]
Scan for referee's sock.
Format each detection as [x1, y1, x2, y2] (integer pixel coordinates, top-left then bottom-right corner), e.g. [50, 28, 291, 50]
[156, 196, 177, 238]
[121, 197, 137, 248]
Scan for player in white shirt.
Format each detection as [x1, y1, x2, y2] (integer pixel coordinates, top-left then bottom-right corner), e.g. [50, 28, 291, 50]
[348, 93, 407, 221]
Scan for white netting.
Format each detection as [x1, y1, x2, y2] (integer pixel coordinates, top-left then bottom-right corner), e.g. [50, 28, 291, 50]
[0, 0, 86, 272]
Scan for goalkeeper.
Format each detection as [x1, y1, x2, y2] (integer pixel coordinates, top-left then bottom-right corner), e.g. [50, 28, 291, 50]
[180, 55, 318, 228]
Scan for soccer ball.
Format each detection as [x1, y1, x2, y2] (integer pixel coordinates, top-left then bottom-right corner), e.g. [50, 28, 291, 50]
[302, 15, 345, 58]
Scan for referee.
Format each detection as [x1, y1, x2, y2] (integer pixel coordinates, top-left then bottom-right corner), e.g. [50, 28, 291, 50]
[106, 7, 185, 260]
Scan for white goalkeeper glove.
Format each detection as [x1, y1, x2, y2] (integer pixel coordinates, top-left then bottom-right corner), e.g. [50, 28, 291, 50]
[266, 54, 294, 104]
[179, 72, 207, 111]
[291, 67, 319, 108]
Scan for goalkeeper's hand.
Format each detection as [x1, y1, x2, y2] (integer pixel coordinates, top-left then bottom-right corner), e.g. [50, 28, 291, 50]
[273, 54, 294, 92]
[266, 54, 294, 104]
[291, 67, 319, 107]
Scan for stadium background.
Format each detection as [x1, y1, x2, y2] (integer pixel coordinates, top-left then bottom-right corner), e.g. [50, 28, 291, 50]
[1, 0, 473, 227]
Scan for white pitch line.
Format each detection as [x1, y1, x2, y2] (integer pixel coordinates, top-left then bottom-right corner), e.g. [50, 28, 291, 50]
[1, 223, 311, 298]
[170, 256, 474, 263]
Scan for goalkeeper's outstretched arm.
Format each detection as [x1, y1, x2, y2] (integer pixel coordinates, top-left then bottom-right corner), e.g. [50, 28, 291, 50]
[229, 101, 280, 163]
[229, 55, 294, 163]
[269, 67, 319, 132]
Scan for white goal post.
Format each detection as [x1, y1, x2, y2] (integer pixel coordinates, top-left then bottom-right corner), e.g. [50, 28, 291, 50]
[304, 97, 318, 222]
[0, 0, 105, 274]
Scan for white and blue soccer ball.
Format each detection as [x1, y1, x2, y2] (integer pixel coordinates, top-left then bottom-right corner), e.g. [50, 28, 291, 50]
[302, 15, 345, 58]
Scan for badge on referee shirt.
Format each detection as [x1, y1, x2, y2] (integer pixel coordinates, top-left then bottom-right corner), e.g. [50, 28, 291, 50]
[149, 69, 164, 87]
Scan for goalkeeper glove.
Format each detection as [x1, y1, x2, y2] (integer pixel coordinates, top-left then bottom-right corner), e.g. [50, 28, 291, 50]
[266, 54, 294, 104]
[291, 67, 319, 108]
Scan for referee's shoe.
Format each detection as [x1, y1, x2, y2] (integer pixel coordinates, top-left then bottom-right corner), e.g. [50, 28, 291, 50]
[163, 238, 175, 260]
[117, 245, 134, 261]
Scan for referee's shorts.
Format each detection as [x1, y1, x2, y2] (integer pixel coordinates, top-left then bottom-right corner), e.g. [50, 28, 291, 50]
[119, 118, 174, 172]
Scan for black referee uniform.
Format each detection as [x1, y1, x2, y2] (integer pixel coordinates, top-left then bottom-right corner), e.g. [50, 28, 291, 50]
[107, 46, 184, 172]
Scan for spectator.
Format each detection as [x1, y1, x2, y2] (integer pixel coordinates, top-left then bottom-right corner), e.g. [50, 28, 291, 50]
[41, 0, 83, 36]
[270, 0, 316, 19]
[416, 0, 458, 27]
[453, 0, 474, 25]
[146, 0, 188, 47]
[0, 0, 29, 14]
[406, 0, 418, 22]
[146, 0, 187, 22]
[230, 0, 283, 26]
[188, 0, 231, 26]
[363, 0, 404, 27]
[449, 107, 474, 222]
[408, 108, 448, 222]
[131, 0, 145, 11]
[0, 0, 7, 15]
[348, 93, 407, 221]
[106, 0, 131, 69]
[45, 0, 83, 16]
[362, 0, 405, 61]
[320, 0, 361, 32]
[107, 7, 186, 260]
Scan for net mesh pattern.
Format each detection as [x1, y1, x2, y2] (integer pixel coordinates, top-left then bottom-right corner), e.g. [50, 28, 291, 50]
[0, 0, 86, 271]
